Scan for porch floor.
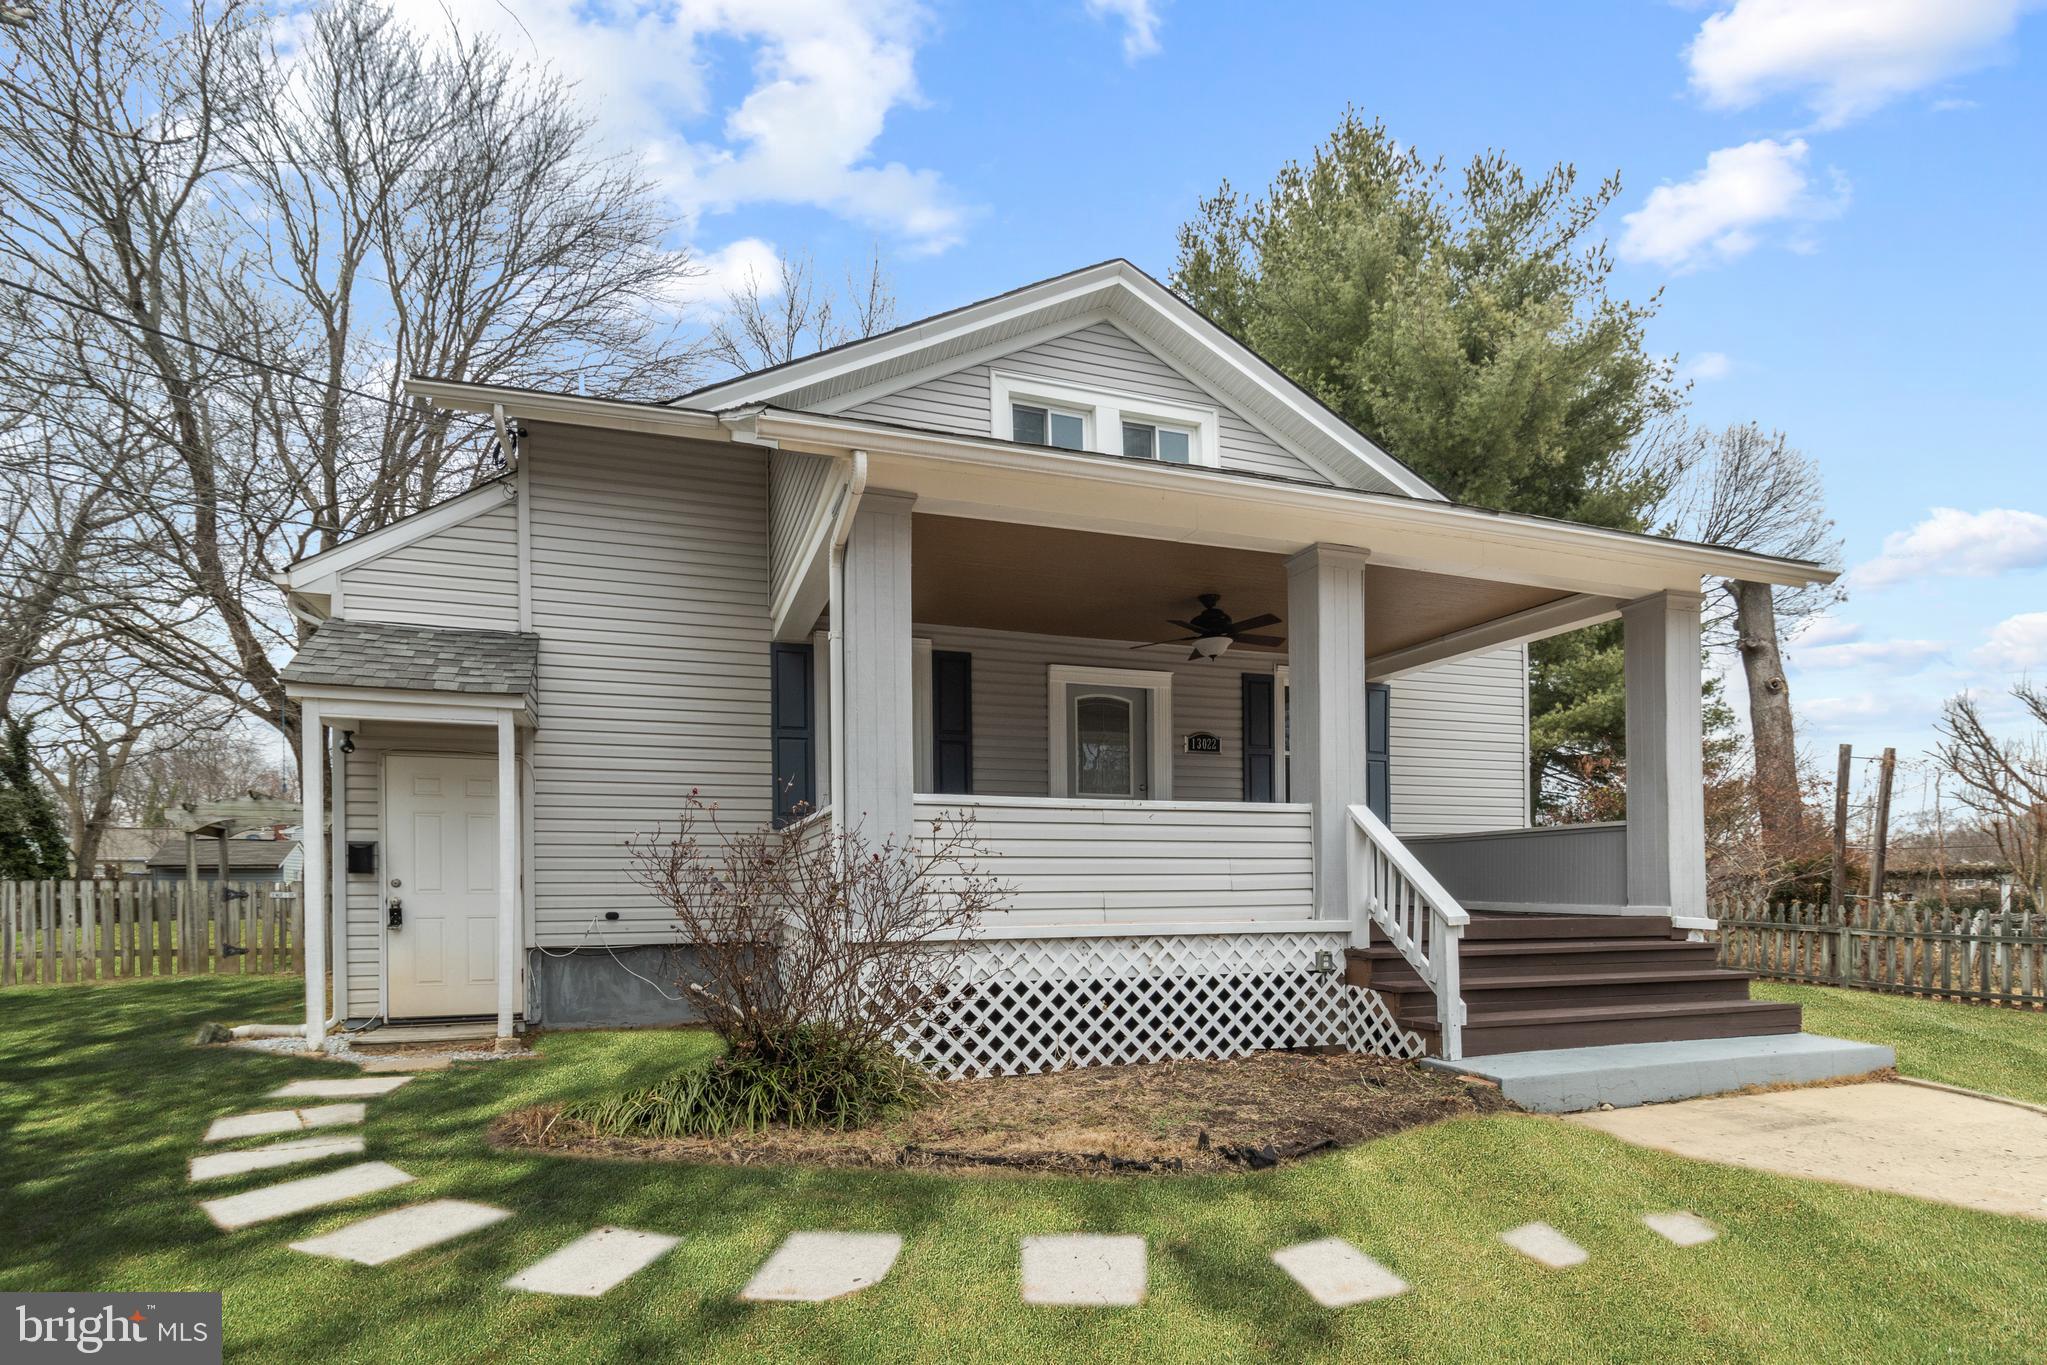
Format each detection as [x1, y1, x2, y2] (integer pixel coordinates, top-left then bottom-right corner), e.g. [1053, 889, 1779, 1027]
[1421, 1033, 1896, 1113]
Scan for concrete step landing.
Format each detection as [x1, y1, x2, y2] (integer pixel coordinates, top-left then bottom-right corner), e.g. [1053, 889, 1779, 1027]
[1421, 1032, 1895, 1113]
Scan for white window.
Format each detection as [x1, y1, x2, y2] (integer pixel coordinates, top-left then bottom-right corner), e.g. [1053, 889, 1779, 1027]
[989, 370, 1222, 468]
[1121, 420, 1195, 464]
[1011, 402, 1087, 451]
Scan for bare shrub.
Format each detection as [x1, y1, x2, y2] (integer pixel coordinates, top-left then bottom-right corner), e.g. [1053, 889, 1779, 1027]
[627, 792, 1008, 1052]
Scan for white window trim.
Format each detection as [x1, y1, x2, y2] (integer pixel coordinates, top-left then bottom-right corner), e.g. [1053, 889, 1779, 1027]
[1046, 664, 1175, 799]
[913, 636, 934, 792]
[991, 371, 1220, 468]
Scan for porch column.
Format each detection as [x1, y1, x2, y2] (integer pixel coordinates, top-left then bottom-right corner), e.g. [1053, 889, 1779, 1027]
[328, 729, 348, 1022]
[299, 699, 327, 1052]
[839, 489, 917, 850]
[496, 712, 518, 1041]
[1286, 544, 1372, 921]
[1622, 590, 1708, 920]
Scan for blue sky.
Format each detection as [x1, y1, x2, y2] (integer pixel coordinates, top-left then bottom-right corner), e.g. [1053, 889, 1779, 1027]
[445, 0, 2045, 794]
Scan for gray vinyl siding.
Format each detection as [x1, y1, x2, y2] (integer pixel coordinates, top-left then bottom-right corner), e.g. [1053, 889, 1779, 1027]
[845, 321, 1335, 484]
[918, 628, 1529, 829]
[1387, 647, 1530, 837]
[916, 624, 1261, 801]
[338, 500, 519, 629]
[915, 795, 1312, 927]
[525, 421, 774, 944]
[767, 449, 838, 597]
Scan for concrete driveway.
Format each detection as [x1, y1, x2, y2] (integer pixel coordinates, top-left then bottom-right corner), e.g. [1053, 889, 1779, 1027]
[1569, 1080, 2047, 1221]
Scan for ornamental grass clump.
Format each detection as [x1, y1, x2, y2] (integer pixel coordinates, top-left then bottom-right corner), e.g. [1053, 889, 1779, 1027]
[564, 793, 1006, 1138]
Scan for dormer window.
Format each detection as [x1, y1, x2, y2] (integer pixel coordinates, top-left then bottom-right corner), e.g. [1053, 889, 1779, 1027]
[1011, 403, 1087, 451]
[990, 371, 1222, 468]
[1121, 421, 1193, 464]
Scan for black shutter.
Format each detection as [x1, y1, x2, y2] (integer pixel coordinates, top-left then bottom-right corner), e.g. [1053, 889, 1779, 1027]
[769, 643, 815, 827]
[1242, 673, 1275, 802]
[932, 650, 974, 794]
[1367, 682, 1391, 822]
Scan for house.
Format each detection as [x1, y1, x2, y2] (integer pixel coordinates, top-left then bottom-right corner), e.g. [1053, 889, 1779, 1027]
[142, 830, 303, 886]
[274, 259, 1856, 1087]
[78, 825, 164, 879]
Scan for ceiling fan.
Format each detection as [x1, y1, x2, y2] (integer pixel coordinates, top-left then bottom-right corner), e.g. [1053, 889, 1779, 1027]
[1133, 593, 1284, 661]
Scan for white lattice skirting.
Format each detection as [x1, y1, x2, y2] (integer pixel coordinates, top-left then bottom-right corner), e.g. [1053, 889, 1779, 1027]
[900, 931, 1423, 1079]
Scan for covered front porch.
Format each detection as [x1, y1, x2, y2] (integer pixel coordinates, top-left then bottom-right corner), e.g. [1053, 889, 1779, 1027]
[777, 467, 1725, 1062]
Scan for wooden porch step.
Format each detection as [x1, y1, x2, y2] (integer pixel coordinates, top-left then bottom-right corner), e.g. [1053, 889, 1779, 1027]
[1460, 912, 1674, 941]
[1406, 999, 1803, 1057]
[1375, 968, 1756, 1017]
[1350, 937, 1716, 986]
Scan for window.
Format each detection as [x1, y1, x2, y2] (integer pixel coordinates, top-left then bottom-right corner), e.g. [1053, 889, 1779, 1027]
[1121, 421, 1194, 464]
[1012, 403, 1086, 450]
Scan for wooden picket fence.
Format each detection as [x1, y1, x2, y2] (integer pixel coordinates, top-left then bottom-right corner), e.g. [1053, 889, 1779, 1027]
[1714, 900, 2047, 1007]
[0, 880, 304, 986]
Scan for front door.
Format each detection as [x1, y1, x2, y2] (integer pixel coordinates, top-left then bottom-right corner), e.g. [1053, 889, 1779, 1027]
[1065, 684, 1152, 799]
[385, 754, 501, 1018]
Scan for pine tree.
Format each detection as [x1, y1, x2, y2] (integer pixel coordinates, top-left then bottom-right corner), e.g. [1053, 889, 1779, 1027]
[0, 718, 71, 879]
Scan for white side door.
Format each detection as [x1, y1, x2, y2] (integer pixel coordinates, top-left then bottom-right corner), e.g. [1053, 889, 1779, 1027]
[385, 754, 501, 1018]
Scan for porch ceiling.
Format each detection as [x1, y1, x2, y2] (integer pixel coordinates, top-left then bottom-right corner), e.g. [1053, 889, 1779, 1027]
[910, 514, 1572, 655]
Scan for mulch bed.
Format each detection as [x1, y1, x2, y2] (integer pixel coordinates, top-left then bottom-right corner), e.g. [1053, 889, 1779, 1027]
[493, 1050, 1516, 1176]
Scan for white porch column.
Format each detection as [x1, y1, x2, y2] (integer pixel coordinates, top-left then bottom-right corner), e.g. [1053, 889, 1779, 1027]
[1286, 544, 1372, 921]
[1623, 590, 1708, 919]
[839, 489, 917, 850]
[299, 700, 327, 1052]
[496, 712, 519, 1040]
[328, 728, 348, 1022]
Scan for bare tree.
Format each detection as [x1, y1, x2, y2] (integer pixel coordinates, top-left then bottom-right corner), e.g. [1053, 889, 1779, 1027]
[1671, 423, 1843, 857]
[707, 247, 897, 375]
[1936, 684, 2047, 909]
[627, 795, 1004, 1053]
[0, 0, 702, 746]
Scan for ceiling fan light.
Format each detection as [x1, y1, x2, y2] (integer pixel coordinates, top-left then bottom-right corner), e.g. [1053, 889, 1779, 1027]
[1193, 635, 1231, 660]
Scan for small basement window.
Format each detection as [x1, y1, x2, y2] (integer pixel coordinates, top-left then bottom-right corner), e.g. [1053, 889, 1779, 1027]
[1121, 420, 1194, 464]
[1012, 403, 1086, 450]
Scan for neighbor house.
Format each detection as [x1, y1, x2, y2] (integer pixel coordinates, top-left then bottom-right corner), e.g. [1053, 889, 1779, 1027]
[274, 260, 1842, 1076]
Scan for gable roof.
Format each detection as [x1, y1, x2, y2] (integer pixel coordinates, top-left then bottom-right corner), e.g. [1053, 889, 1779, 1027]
[146, 837, 299, 871]
[676, 259, 1445, 500]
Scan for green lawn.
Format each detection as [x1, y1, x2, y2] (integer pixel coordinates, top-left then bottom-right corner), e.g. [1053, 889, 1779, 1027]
[1755, 981, 2047, 1106]
[4, 979, 2045, 1363]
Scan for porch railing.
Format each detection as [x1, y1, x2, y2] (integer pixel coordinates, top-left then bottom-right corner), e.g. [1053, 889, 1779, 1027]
[1349, 804, 1469, 1059]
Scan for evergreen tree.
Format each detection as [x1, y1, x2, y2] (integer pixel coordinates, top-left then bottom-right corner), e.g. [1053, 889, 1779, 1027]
[1172, 111, 1682, 810]
[0, 718, 71, 879]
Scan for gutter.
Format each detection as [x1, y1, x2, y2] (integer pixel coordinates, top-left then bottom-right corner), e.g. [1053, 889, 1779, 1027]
[825, 451, 869, 840]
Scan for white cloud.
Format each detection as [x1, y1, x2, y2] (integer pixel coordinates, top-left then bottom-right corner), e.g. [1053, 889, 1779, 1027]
[423, 0, 967, 253]
[1686, 0, 2028, 129]
[1618, 138, 1848, 270]
[1792, 639, 1947, 671]
[1852, 507, 2047, 588]
[1682, 350, 1733, 381]
[1787, 617, 1862, 647]
[1087, 0, 1163, 60]
[1975, 612, 2047, 670]
[661, 237, 784, 314]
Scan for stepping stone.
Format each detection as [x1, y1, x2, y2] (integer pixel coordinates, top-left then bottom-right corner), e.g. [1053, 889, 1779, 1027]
[1642, 1211, 1718, 1247]
[199, 1161, 413, 1230]
[189, 1135, 366, 1183]
[1499, 1221, 1588, 1268]
[1271, 1237, 1408, 1307]
[740, 1232, 903, 1302]
[204, 1104, 365, 1142]
[290, 1199, 510, 1265]
[505, 1226, 680, 1297]
[268, 1076, 413, 1099]
[1020, 1234, 1147, 1307]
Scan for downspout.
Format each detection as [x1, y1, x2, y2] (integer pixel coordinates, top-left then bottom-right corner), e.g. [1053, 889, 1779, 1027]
[826, 450, 869, 840]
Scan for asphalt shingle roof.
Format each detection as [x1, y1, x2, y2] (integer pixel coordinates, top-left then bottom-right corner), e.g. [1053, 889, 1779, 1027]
[146, 838, 298, 871]
[281, 619, 539, 699]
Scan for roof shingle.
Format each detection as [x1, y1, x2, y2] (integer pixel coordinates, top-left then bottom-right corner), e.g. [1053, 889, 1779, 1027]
[281, 619, 539, 699]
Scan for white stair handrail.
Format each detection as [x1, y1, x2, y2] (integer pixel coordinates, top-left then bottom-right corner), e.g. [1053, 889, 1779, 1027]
[1348, 803, 1469, 1060]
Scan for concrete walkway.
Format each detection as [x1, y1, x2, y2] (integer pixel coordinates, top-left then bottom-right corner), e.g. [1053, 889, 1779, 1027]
[1571, 1080, 2047, 1221]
